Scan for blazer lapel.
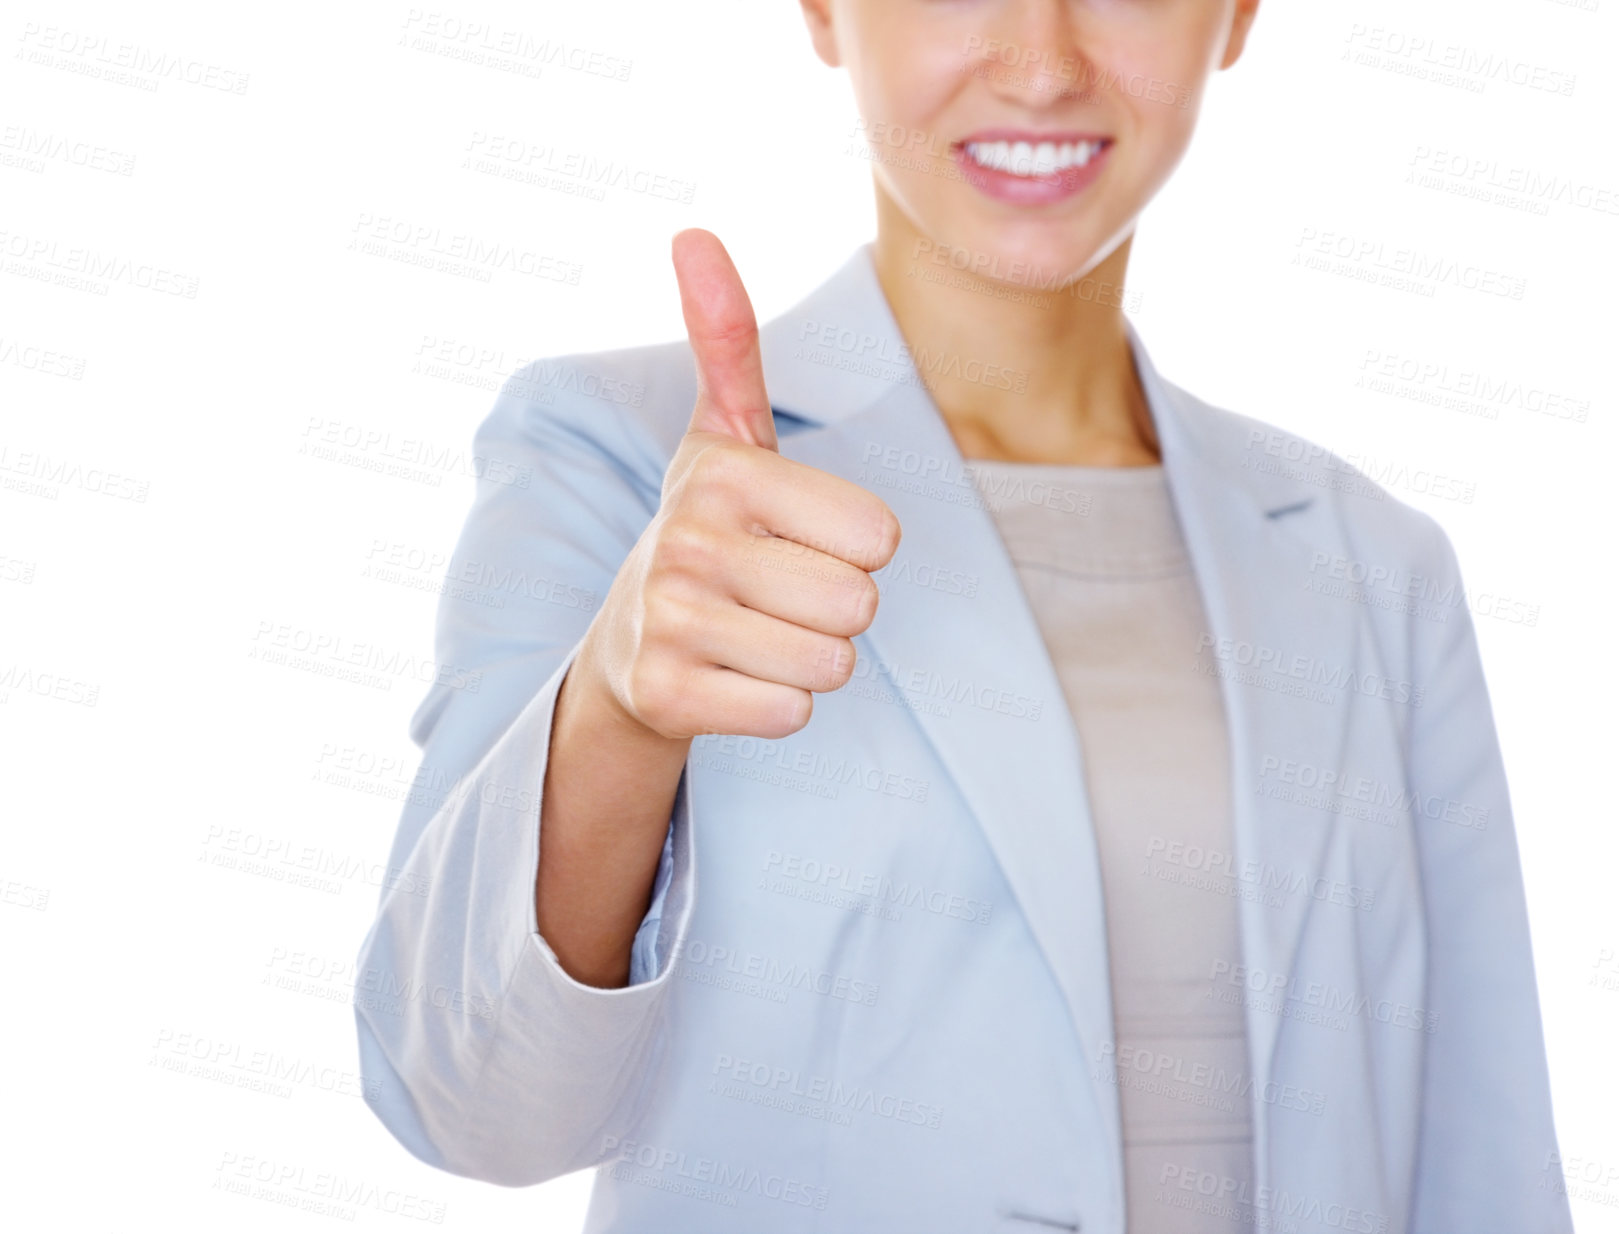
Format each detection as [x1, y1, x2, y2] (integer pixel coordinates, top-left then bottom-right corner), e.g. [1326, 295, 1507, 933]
[781, 384, 1126, 1179]
[758, 245, 1358, 1199]
[1139, 360, 1361, 1194]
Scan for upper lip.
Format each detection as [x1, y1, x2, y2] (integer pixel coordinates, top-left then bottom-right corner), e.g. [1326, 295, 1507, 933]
[956, 129, 1112, 147]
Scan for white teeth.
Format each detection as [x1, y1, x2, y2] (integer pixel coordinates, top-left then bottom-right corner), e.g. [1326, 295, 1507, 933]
[963, 139, 1104, 176]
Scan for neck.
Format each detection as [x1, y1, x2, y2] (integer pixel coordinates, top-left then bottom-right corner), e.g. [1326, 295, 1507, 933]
[870, 190, 1159, 467]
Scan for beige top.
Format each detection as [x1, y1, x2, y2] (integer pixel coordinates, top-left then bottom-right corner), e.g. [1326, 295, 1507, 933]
[968, 459, 1257, 1234]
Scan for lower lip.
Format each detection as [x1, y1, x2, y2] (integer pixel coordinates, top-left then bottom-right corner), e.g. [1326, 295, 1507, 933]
[952, 141, 1111, 206]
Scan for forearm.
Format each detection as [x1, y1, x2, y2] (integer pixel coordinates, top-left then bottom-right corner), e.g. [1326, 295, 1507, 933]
[537, 642, 692, 989]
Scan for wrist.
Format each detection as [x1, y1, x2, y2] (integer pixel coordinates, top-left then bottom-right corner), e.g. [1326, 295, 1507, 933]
[563, 636, 691, 755]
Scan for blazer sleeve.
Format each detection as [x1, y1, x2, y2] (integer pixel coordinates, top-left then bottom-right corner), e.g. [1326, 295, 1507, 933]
[352, 358, 697, 1186]
[1403, 517, 1571, 1233]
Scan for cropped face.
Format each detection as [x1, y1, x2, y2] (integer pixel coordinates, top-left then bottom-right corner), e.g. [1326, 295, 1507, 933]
[802, 0, 1258, 288]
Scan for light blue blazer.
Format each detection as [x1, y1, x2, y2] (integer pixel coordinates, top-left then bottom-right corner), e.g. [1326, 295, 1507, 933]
[354, 243, 1570, 1233]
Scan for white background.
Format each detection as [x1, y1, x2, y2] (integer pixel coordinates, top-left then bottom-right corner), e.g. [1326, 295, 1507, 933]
[2, 0, 1616, 1229]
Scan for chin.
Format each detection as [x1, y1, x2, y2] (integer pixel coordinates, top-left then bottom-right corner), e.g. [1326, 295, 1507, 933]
[936, 216, 1125, 292]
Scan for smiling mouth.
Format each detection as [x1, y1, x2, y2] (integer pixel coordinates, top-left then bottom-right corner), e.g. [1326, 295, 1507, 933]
[958, 137, 1111, 178]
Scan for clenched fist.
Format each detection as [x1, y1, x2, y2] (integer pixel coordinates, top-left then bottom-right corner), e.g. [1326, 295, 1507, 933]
[572, 229, 903, 742]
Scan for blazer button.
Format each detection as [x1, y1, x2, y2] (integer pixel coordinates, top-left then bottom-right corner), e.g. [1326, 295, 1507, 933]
[998, 1210, 1081, 1232]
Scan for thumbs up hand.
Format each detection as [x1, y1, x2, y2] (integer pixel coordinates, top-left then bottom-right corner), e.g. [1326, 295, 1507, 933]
[573, 229, 902, 742]
[672, 228, 781, 452]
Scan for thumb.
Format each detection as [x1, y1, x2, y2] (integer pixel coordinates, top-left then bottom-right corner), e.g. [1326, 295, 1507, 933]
[672, 228, 779, 452]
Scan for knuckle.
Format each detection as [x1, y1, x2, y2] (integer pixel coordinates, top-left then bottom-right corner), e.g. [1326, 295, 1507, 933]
[775, 689, 814, 736]
[846, 574, 880, 632]
[734, 685, 809, 740]
[688, 438, 751, 492]
[623, 657, 674, 724]
[647, 589, 705, 652]
[870, 502, 903, 564]
[815, 638, 857, 690]
[706, 318, 759, 350]
[653, 517, 717, 578]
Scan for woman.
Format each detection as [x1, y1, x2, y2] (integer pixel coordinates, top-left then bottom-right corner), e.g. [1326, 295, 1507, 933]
[354, 2, 1570, 1231]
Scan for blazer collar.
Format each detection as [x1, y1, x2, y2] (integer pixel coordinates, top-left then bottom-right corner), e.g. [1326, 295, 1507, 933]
[758, 242, 1356, 1208]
